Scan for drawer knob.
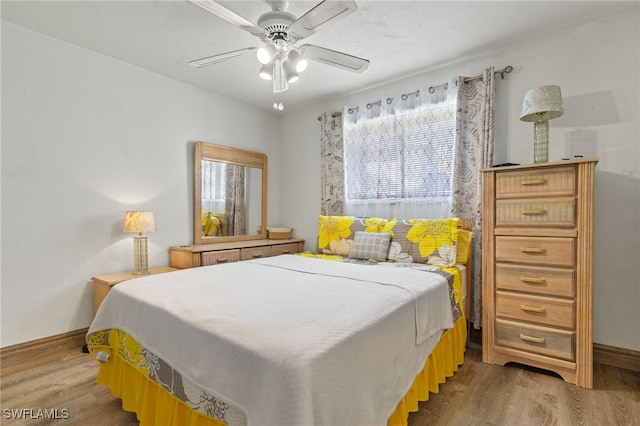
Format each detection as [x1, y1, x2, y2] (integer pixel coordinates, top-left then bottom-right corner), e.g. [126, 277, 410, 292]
[520, 276, 546, 284]
[519, 333, 545, 344]
[520, 304, 546, 313]
[520, 247, 546, 254]
[521, 209, 547, 215]
[520, 178, 547, 186]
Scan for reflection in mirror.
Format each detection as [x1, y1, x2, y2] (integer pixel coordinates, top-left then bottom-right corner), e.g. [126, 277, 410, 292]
[194, 142, 268, 245]
[201, 161, 262, 237]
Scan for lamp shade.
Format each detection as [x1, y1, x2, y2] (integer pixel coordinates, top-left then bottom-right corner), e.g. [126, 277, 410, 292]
[123, 211, 156, 234]
[520, 85, 564, 122]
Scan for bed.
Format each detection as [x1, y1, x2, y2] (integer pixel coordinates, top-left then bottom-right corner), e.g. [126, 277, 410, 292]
[87, 217, 471, 426]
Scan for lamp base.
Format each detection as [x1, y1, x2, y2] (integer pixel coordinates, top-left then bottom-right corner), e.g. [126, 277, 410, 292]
[533, 120, 549, 163]
[132, 235, 149, 275]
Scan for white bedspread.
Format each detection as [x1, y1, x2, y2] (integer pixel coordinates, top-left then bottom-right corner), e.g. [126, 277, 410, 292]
[89, 255, 454, 426]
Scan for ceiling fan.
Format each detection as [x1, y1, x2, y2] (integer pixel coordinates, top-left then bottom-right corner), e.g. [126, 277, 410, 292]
[188, 0, 370, 93]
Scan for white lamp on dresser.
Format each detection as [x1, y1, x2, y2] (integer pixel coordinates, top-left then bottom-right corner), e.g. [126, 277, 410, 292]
[520, 85, 564, 163]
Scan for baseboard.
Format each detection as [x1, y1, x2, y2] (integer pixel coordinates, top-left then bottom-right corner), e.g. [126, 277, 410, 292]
[593, 342, 640, 372]
[471, 326, 639, 373]
[0, 328, 89, 366]
[2, 327, 638, 374]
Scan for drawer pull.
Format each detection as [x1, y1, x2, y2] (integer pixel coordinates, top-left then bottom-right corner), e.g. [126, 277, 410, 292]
[520, 247, 546, 254]
[521, 209, 547, 215]
[281, 250, 291, 254]
[519, 333, 545, 344]
[217, 258, 229, 263]
[520, 276, 546, 284]
[520, 178, 547, 186]
[520, 304, 546, 313]
[252, 253, 263, 258]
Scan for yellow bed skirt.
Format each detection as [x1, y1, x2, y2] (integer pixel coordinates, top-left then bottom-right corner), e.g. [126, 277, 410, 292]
[96, 317, 466, 426]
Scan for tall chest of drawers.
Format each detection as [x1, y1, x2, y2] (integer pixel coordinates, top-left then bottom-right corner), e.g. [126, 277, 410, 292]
[481, 159, 597, 388]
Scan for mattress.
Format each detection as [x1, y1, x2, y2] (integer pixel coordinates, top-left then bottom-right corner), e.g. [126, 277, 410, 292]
[88, 254, 466, 425]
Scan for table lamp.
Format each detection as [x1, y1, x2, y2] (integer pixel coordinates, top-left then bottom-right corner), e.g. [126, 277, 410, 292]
[123, 211, 156, 275]
[520, 85, 564, 163]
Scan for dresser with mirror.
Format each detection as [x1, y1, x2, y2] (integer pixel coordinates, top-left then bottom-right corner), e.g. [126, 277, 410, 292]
[170, 142, 304, 269]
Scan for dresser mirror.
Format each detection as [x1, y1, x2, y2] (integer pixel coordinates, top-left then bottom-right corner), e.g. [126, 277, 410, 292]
[194, 141, 268, 245]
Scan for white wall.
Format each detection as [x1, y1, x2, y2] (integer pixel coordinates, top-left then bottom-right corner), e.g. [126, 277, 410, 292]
[1, 23, 281, 347]
[279, 9, 640, 351]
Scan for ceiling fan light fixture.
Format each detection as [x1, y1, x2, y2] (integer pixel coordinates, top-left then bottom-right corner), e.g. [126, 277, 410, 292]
[259, 63, 273, 80]
[282, 59, 299, 83]
[257, 44, 277, 65]
[287, 49, 308, 73]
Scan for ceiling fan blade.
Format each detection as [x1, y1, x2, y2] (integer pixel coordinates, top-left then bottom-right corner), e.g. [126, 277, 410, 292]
[188, 47, 256, 68]
[289, 0, 358, 40]
[300, 44, 369, 73]
[188, 0, 265, 37]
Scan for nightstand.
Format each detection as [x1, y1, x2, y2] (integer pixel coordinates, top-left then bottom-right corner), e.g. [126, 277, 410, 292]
[92, 267, 177, 314]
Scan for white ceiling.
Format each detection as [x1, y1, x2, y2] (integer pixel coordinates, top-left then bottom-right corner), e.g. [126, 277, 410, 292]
[2, 1, 637, 112]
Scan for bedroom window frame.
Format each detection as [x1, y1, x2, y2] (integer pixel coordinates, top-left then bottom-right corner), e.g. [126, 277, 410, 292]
[343, 98, 457, 211]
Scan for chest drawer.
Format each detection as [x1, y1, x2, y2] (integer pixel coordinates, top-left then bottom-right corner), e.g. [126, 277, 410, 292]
[271, 243, 299, 256]
[495, 263, 575, 298]
[495, 236, 575, 267]
[202, 249, 240, 266]
[496, 166, 576, 198]
[496, 197, 576, 228]
[495, 318, 574, 361]
[240, 246, 272, 260]
[496, 291, 575, 328]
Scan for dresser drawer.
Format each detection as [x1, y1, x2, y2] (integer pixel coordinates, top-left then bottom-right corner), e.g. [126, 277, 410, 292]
[202, 249, 240, 266]
[495, 318, 575, 361]
[240, 246, 272, 260]
[496, 263, 575, 298]
[496, 197, 576, 228]
[496, 166, 576, 198]
[271, 242, 299, 256]
[496, 291, 575, 328]
[495, 236, 575, 267]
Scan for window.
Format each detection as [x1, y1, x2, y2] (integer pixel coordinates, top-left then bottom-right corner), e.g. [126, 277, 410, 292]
[201, 160, 226, 213]
[343, 98, 456, 218]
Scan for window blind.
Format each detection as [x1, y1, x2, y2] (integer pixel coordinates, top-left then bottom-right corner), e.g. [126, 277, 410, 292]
[344, 101, 456, 203]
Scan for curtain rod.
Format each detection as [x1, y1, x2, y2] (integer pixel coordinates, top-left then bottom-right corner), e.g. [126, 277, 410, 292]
[339, 65, 513, 117]
[317, 111, 342, 121]
[465, 65, 513, 82]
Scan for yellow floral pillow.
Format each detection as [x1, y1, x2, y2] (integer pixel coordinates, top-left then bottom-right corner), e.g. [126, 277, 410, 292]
[382, 218, 459, 266]
[456, 229, 473, 264]
[316, 215, 388, 255]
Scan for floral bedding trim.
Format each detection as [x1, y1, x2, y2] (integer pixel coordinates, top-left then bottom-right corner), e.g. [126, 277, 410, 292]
[87, 329, 245, 425]
[298, 252, 464, 324]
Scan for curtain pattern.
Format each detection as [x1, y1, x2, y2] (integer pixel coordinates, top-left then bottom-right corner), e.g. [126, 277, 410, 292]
[452, 67, 496, 328]
[320, 112, 345, 216]
[224, 164, 246, 236]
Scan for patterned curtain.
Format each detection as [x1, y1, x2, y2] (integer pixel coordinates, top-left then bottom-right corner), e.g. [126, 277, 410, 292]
[224, 164, 246, 236]
[452, 67, 496, 328]
[320, 112, 345, 216]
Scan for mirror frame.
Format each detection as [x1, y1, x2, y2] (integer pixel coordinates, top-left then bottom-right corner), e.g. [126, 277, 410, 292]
[194, 141, 268, 245]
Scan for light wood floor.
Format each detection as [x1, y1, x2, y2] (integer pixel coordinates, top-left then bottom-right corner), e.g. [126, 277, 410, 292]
[1, 343, 639, 425]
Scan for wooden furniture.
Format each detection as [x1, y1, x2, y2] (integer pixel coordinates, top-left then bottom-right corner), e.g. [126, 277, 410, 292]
[170, 238, 305, 269]
[481, 158, 597, 388]
[92, 267, 177, 314]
